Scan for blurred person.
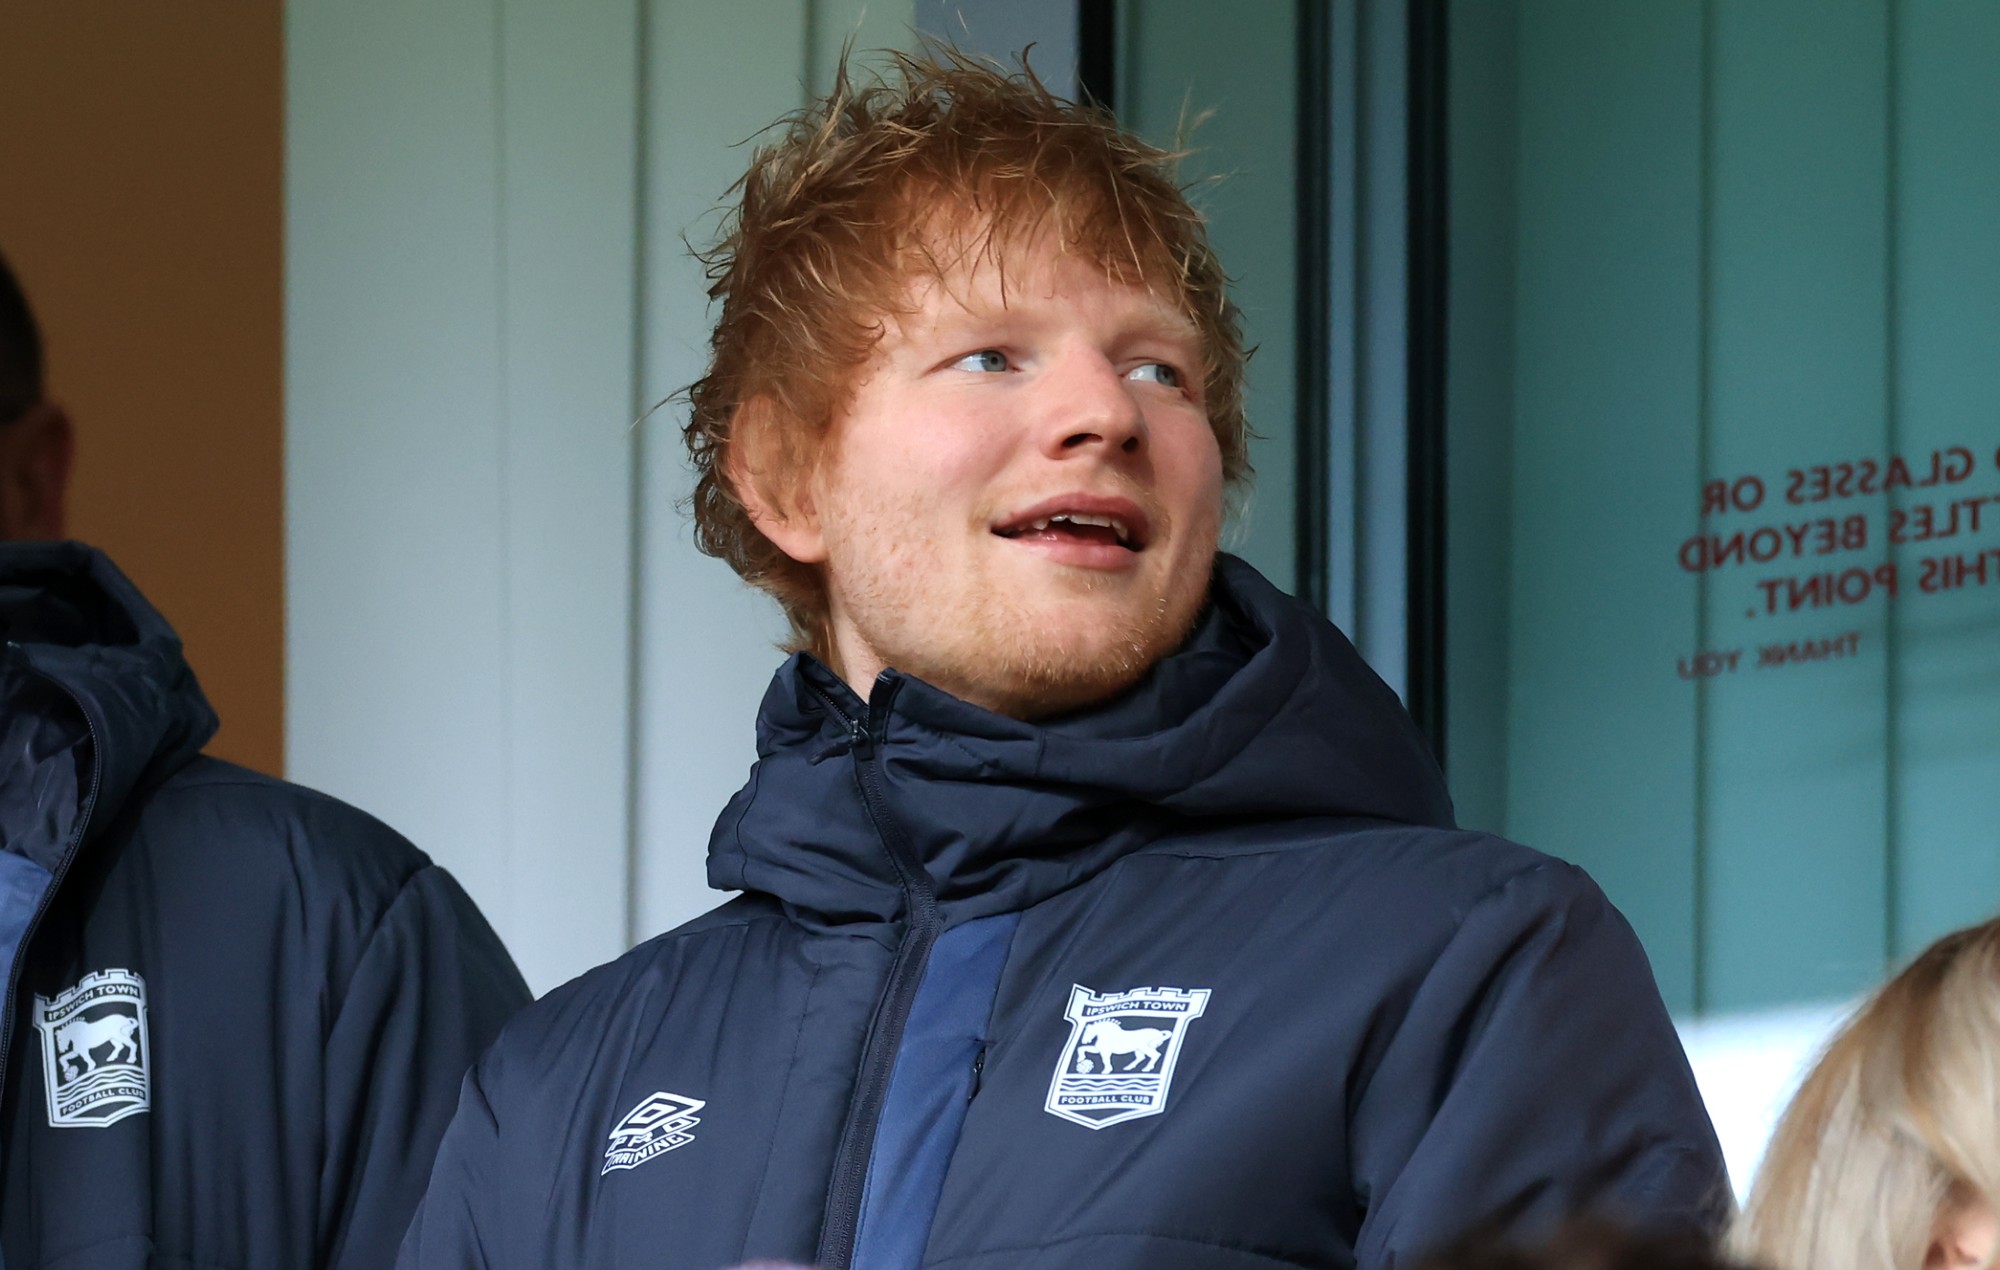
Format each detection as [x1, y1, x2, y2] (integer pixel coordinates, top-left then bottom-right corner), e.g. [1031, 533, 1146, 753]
[1733, 917, 2000, 1270]
[402, 51, 1727, 1270]
[0, 249, 68, 541]
[0, 247, 532, 1267]
[1418, 1221, 1759, 1270]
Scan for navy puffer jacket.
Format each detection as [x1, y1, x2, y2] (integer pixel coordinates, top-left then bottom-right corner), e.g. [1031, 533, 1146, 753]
[402, 556, 1726, 1270]
[0, 543, 530, 1268]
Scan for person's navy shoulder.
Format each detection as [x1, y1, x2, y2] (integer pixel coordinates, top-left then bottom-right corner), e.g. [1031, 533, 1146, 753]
[1140, 812, 1610, 938]
[476, 893, 789, 1078]
[111, 752, 532, 1031]
[150, 755, 429, 896]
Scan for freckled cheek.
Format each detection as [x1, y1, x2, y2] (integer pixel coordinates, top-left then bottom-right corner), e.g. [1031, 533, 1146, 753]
[856, 403, 1003, 494]
[923, 415, 1017, 484]
[1158, 428, 1226, 537]
[910, 456, 1016, 538]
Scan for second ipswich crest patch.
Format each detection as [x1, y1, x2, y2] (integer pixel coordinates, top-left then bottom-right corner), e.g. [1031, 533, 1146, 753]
[35, 969, 152, 1128]
[1044, 983, 1210, 1129]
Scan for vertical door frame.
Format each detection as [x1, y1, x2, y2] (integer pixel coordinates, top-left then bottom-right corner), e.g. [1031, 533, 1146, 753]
[1297, 0, 1450, 762]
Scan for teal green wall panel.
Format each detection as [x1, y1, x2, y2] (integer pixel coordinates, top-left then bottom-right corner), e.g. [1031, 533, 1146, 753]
[1451, 0, 2000, 1015]
[1444, 0, 1518, 835]
[1890, 0, 2000, 959]
[1699, 1, 1893, 1011]
[1504, 0, 1705, 1013]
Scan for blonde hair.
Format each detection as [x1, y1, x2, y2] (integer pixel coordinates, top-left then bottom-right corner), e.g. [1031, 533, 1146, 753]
[681, 46, 1249, 654]
[1732, 918, 2000, 1270]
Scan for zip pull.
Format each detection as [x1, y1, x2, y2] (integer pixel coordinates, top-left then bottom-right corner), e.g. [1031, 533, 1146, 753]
[968, 1044, 988, 1102]
[804, 680, 871, 750]
[862, 671, 903, 744]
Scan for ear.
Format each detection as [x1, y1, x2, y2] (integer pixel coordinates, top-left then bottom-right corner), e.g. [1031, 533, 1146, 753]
[723, 397, 827, 565]
[0, 401, 74, 541]
[1926, 1195, 2000, 1270]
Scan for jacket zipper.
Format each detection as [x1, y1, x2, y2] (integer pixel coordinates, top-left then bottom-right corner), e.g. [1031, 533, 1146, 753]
[0, 653, 107, 1104]
[810, 679, 943, 1270]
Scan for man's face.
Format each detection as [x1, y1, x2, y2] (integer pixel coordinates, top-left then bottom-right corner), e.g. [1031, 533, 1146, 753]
[795, 237, 1225, 719]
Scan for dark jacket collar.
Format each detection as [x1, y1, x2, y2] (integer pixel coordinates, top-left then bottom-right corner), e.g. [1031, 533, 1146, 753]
[0, 542, 217, 874]
[707, 555, 1455, 930]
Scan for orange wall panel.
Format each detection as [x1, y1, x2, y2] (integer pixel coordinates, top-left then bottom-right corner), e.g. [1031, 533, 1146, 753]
[0, 6, 285, 775]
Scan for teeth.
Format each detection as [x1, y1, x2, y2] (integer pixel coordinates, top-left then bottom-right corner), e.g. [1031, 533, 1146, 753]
[1009, 511, 1136, 545]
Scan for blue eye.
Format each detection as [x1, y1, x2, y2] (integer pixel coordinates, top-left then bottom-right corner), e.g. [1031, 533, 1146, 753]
[952, 350, 1011, 373]
[1127, 362, 1182, 388]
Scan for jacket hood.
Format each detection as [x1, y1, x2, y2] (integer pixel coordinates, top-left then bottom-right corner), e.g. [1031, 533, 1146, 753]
[708, 554, 1454, 929]
[0, 542, 218, 874]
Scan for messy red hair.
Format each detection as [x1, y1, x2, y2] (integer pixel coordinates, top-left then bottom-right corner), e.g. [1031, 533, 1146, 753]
[682, 47, 1250, 653]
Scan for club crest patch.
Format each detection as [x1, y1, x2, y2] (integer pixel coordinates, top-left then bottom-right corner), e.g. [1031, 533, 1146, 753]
[35, 969, 152, 1128]
[602, 1090, 705, 1176]
[1045, 983, 1210, 1129]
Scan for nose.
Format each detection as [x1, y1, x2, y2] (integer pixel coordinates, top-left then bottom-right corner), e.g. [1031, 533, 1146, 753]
[1037, 347, 1147, 461]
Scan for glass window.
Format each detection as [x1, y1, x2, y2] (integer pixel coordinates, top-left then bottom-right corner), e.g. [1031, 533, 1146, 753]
[1445, 0, 2000, 1017]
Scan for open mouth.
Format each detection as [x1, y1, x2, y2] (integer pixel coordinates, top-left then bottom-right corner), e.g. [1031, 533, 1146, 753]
[991, 500, 1150, 552]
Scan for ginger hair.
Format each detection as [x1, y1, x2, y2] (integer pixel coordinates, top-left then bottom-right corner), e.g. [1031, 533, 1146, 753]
[681, 47, 1250, 654]
[1732, 917, 2000, 1270]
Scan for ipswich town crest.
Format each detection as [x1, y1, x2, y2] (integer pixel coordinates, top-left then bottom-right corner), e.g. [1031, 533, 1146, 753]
[35, 969, 152, 1128]
[1044, 984, 1210, 1129]
[602, 1090, 705, 1176]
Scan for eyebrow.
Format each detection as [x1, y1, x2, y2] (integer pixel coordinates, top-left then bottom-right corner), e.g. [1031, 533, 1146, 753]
[907, 295, 1202, 350]
[1118, 307, 1203, 347]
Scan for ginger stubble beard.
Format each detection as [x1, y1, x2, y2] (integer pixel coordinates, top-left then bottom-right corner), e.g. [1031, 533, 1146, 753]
[813, 475, 1218, 720]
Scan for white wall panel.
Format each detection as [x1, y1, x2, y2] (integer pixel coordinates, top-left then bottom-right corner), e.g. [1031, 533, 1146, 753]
[629, 0, 811, 945]
[495, 0, 641, 989]
[288, 0, 639, 995]
[287, 1, 512, 953]
[629, 0, 928, 942]
[291, 0, 1085, 989]
[915, 0, 1079, 93]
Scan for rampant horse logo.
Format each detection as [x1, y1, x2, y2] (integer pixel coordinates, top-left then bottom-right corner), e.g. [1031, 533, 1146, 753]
[35, 969, 152, 1128]
[54, 1014, 142, 1078]
[1073, 1019, 1173, 1074]
[1045, 984, 1210, 1129]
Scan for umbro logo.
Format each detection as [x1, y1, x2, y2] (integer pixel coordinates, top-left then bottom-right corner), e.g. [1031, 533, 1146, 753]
[602, 1090, 705, 1176]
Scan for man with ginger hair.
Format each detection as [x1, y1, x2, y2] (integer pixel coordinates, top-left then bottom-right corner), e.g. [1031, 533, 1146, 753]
[401, 53, 1726, 1270]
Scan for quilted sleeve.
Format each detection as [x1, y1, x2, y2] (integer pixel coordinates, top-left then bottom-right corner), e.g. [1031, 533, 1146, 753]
[318, 864, 531, 1270]
[1348, 859, 1732, 1267]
